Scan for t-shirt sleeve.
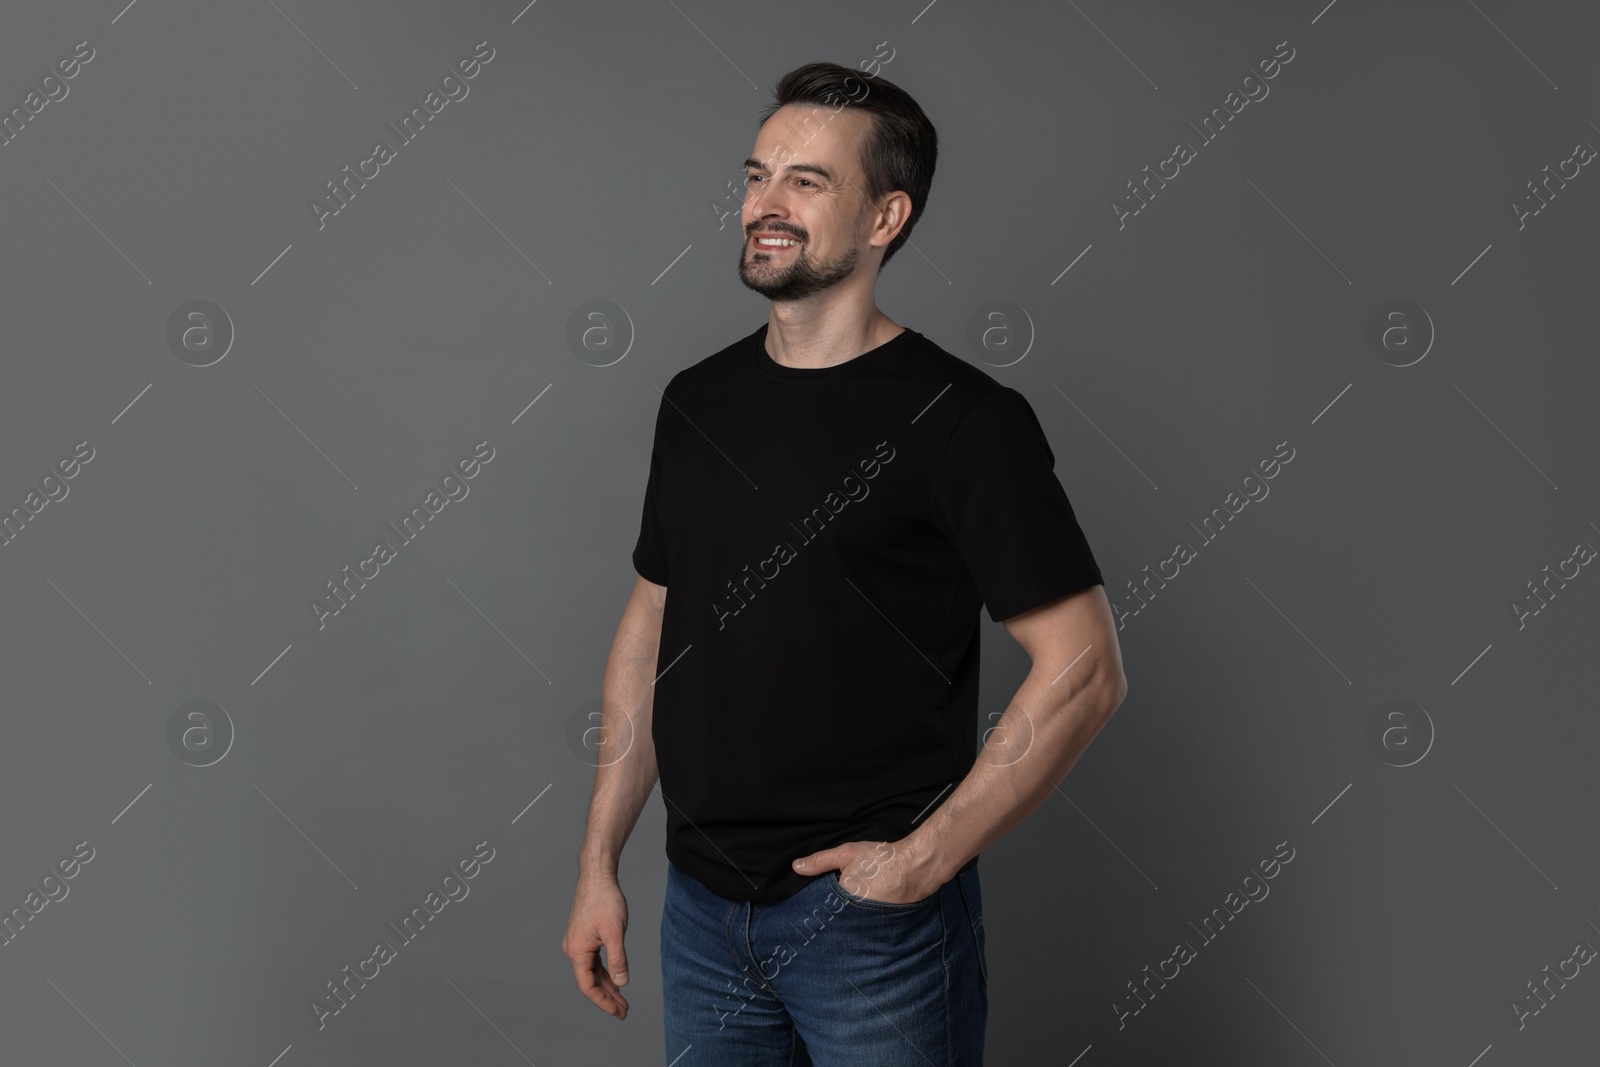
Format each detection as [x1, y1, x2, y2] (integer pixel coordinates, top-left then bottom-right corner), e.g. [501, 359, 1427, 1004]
[631, 396, 671, 587]
[931, 387, 1102, 622]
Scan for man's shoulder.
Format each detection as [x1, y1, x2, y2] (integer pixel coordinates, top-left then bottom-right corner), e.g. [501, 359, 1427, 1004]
[894, 328, 1009, 404]
[882, 330, 1034, 443]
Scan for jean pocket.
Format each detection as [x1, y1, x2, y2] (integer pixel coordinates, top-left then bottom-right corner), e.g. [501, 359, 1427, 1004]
[827, 870, 937, 911]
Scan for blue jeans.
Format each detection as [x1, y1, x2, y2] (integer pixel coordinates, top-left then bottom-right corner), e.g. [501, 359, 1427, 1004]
[660, 858, 988, 1066]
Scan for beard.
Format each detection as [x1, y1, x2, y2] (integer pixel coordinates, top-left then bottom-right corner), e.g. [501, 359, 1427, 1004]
[737, 231, 862, 302]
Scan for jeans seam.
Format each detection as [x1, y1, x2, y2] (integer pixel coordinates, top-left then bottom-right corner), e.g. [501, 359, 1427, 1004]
[940, 883, 954, 1066]
[957, 871, 987, 991]
[722, 898, 739, 996]
[741, 903, 778, 996]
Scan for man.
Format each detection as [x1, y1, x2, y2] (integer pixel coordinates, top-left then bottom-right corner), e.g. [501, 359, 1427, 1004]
[563, 61, 1127, 1065]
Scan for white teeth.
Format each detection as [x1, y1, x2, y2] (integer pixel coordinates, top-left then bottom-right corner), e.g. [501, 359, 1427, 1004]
[756, 237, 799, 246]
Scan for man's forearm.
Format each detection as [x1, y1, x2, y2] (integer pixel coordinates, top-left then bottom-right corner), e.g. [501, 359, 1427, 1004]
[905, 647, 1124, 884]
[577, 605, 663, 882]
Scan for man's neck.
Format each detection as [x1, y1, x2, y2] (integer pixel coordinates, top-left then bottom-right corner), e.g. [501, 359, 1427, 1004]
[764, 302, 903, 370]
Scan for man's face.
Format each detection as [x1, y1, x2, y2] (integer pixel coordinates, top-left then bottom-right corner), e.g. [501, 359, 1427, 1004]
[737, 103, 878, 302]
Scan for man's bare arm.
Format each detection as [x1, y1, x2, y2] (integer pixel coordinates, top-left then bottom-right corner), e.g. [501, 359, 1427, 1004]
[563, 574, 665, 1018]
[578, 574, 666, 882]
[900, 584, 1127, 884]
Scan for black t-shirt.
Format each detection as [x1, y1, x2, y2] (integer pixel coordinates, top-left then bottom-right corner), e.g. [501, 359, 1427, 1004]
[632, 322, 1103, 902]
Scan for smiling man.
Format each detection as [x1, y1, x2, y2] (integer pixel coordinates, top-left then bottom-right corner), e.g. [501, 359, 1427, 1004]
[563, 61, 1128, 1066]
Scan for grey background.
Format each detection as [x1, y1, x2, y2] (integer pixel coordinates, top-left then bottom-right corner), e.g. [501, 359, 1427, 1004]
[1, 0, 1596, 1064]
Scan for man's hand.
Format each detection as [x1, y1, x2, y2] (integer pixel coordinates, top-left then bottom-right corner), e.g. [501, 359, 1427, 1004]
[562, 873, 631, 1020]
[791, 837, 947, 905]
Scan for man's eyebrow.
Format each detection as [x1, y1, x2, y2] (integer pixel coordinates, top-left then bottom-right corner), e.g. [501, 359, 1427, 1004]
[743, 157, 836, 182]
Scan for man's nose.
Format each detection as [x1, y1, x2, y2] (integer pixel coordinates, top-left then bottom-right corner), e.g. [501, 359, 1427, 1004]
[747, 180, 792, 216]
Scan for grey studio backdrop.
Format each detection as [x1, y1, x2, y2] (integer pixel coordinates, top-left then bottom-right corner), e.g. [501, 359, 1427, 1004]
[0, 0, 1595, 1064]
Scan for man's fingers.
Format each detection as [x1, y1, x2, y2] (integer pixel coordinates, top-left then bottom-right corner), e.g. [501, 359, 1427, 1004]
[603, 929, 629, 986]
[590, 961, 629, 1018]
[585, 979, 628, 1017]
[571, 945, 619, 1014]
[570, 937, 630, 1018]
[564, 886, 630, 1022]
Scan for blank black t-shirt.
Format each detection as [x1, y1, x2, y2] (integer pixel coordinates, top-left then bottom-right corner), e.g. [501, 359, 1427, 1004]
[633, 322, 1102, 902]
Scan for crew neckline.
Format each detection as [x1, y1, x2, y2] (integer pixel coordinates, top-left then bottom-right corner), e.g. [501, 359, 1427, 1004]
[752, 322, 917, 382]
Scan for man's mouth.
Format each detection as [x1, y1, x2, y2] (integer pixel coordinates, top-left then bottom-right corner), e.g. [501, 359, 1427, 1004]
[752, 235, 801, 248]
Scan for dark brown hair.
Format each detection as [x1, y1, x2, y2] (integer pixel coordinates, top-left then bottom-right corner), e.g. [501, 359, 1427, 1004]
[757, 61, 938, 270]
